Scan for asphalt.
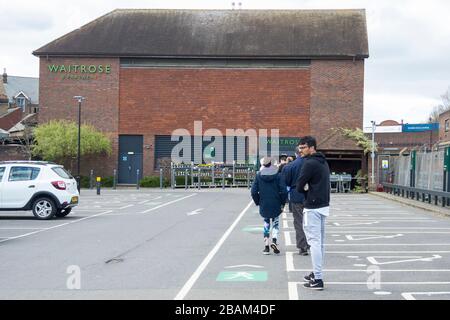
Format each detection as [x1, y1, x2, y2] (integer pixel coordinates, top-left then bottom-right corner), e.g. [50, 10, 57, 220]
[0, 188, 449, 300]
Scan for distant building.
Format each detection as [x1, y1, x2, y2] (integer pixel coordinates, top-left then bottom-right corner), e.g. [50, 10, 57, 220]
[0, 69, 39, 133]
[365, 120, 439, 185]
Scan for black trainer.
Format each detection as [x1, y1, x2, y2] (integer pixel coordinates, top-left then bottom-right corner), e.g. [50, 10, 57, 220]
[270, 242, 280, 254]
[303, 278, 324, 290]
[299, 248, 309, 256]
[262, 246, 270, 255]
[303, 272, 315, 282]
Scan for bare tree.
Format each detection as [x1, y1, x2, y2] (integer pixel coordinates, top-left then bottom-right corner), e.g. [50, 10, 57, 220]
[429, 87, 450, 123]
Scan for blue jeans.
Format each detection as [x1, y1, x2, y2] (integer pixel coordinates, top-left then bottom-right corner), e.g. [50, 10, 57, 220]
[303, 210, 326, 280]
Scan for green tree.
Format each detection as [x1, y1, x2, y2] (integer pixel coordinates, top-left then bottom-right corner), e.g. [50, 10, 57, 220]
[32, 120, 112, 168]
[334, 127, 377, 154]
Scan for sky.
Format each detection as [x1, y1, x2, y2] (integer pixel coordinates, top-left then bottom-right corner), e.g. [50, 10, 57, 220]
[1, 0, 449, 127]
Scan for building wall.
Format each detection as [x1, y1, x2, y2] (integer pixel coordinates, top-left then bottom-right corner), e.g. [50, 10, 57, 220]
[39, 57, 120, 176]
[310, 60, 365, 150]
[439, 110, 450, 142]
[38, 58, 366, 178]
[119, 68, 312, 176]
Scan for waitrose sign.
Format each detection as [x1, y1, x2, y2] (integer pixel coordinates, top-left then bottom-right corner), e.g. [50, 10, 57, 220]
[48, 64, 111, 80]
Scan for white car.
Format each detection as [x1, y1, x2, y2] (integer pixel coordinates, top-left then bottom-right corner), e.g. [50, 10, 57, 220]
[0, 161, 79, 219]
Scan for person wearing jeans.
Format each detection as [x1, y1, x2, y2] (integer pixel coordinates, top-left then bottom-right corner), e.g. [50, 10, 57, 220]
[296, 136, 330, 290]
[251, 156, 288, 255]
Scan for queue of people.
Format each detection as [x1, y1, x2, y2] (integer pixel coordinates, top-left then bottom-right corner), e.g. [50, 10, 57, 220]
[251, 136, 331, 291]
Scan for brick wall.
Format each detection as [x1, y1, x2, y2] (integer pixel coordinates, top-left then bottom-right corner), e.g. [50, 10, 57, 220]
[39, 57, 120, 176]
[0, 145, 28, 161]
[439, 110, 450, 142]
[310, 60, 365, 151]
[119, 68, 311, 176]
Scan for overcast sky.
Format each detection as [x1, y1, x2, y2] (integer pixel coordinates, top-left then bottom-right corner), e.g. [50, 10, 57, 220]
[1, 0, 449, 127]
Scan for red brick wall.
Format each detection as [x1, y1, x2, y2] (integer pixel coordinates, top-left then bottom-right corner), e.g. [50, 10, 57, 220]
[119, 68, 311, 176]
[439, 110, 450, 142]
[0, 145, 28, 161]
[310, 60, 365, 151]
[39, 57, 120, 176]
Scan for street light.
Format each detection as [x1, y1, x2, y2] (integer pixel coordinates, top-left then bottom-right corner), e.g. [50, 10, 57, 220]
[371, 120, 376, 186]
[73, 96, 85, 192]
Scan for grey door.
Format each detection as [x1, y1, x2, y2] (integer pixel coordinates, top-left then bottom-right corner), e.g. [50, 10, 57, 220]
[118, 135, 143, 184]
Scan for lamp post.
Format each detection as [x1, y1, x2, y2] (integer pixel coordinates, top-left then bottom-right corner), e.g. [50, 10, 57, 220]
[73, 96, 85, 192]
[371, 120, 376, 186]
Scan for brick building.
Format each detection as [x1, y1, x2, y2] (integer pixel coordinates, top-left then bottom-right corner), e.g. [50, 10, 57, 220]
[33, 9, 369, 183]
[365, 120, 439, 185]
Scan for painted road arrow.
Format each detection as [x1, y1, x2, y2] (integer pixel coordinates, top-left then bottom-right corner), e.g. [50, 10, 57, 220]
[187, 208, 204, 216]
[367, 254, 442, 265]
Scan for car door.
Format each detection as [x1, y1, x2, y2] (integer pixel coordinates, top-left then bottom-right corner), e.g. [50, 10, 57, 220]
[2, 166, 41, 208]
[0, 166, 6, 208]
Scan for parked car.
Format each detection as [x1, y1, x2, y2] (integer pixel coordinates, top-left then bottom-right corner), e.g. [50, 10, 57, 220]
[0, 161, 79, 219]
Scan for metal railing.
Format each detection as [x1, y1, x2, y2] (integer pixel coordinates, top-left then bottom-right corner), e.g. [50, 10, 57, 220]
[170, 162, 256, 189]
[382, 183, 450, 208]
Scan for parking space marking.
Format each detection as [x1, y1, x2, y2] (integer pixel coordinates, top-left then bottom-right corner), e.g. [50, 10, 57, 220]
[0, 227, 44, 230]
[174, 200, 253, 300]
[118, 204, 134, 210]
[285, 251, 450, 272]
[402, 292, 450, 300]
[141, 194, 197, 214]
[0, 210, 113, 244]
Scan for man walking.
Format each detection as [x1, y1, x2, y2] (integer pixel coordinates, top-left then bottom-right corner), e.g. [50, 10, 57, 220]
[281, 147, 309, 255]
[296, 136, 330, 290]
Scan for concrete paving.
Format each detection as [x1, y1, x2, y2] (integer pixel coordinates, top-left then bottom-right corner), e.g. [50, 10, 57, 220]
[0, 189, 449, 300]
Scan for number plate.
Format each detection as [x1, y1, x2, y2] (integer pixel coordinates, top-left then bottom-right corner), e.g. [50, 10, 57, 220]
[71, 196, 79, 204]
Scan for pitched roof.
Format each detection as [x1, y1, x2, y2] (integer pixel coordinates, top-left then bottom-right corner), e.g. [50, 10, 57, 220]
[33, 9, 369, 59]
[3, 76, 39, 104]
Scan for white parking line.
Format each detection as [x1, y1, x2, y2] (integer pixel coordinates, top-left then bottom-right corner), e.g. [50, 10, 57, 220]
[0, 227, 44, 230]
[0, 210, 113, 244]
[174, 200, 254, 300]
[140, 194, 197, 214]
[118, 204, 134, 210]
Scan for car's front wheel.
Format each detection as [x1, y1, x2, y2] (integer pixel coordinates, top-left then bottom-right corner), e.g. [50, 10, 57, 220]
[55, 207, 72, 218]
[32, 197, 56, 220]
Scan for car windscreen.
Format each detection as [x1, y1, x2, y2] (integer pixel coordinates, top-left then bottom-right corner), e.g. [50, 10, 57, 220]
[52, 167, 74, 179]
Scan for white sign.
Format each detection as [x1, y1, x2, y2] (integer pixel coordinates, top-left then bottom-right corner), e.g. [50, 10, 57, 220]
[363, 126, 402, 133]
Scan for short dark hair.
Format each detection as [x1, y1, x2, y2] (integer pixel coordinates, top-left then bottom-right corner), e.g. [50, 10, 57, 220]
[279, 154, 288, 161]
[299, 136, 317, 149]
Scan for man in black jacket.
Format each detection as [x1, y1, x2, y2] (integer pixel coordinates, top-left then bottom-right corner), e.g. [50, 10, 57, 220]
[281, 147, 309, 255]
[296, 136, 330, 291]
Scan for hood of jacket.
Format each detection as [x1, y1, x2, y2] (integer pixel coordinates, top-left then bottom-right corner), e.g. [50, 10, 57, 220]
[307, 152, 327, 164]
[259, 165, 278, 182]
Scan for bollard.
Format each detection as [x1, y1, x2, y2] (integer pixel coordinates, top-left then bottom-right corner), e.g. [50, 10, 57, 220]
[171, 163, 175, 189]
[185, 169, 189, 190]
[198, 167, 201, 190]
[247, 168, 251, 189]
[160, 168, 163, 189]
[232, 161, 236, 187]
[222, 167, 225, 189]
[113, 169, 117, 190]
[96, 176, 101, 195]
[89, 169, 94, 189]
[136, 169, 140, 190]
[211, 162, 215, 188]
[190, 162, 194, 187]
